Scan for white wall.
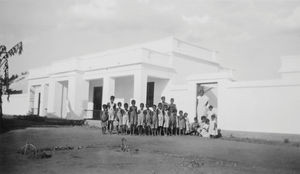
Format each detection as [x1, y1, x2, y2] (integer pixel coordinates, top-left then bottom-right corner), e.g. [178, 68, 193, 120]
[219, 80, 300, 134]
[2, 94, 29, 115]
[115, 76, 134, 104]
[172, 55, 219, 85]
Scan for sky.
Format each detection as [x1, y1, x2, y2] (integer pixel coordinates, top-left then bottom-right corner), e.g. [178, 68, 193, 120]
[1, 0, 300, 80]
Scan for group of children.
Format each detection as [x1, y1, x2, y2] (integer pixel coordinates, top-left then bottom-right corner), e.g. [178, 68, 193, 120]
[100, 95, 221, 138]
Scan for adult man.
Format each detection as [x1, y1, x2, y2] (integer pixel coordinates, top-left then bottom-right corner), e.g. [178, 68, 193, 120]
[196, 88, 209, 122]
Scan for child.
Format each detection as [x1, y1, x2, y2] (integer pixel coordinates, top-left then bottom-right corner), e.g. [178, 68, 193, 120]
[109, 95, 116, 111]
[157, 103, 164, 136]
[161, 96, 169, 110]
[175, 110, 180, 135]
[199, 116, 207, 133]
[129, 100, 138, 135]
[116, 102, 124, 134]
[209, 114, 217, 138]
[137, 103, 145, 136]
[144, 104, 152, 135]
[100, 104, 108, 134]
[179, 110, 185, 135]
[169, 98, 177, 114]
[107, 103, 115, 134]
[184, 112, 190, 134]
[169, 109, 177, 136]
[190, 117, 200, 136]
[151, 105, 158, 136]
[200, 118, 210, 138]
[215, 129, 222, 138]
[207, 105, 217, 121]
[122, 103, 130, 135]
[163, 104, 170, 136]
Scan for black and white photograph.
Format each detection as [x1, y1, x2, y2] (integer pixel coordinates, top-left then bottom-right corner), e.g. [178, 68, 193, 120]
[1, 0, 300, 173]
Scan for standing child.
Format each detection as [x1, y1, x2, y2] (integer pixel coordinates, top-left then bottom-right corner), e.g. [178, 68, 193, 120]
[169, 98, 177, 113]
[129, 100, 138, 135]
[122, 103, 129, 135]
[116, 102, 124, 135]
[137, 103, 145, 136]
[169, 109, 177, 136]
[179, 111, 185, 135]
[209, 114, 217, 138]
[151, 105, 158, 136]
[169, 98, 177, 136]
[107, 103, 115, 134]
[207, 105, 217, 121]
[176, 110, 180, 135]
[157, 103, 164, 136]
[161, 96, 169, 110]
[163, 104, 170, 136]
[184, 113, 190, 134]
[144, 104, 152, 135]
[100, 104, 108, 134]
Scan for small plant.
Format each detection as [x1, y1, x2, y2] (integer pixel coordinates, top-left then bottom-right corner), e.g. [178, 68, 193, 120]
[284, 138, 290, 144]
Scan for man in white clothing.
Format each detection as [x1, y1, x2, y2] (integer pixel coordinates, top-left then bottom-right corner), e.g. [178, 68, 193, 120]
[196, 89, 209, 123]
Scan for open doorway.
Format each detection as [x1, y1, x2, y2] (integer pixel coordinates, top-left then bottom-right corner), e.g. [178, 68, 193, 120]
[196, 82, 218, 121]
[93, 86, 102, 120]
[146, 82, 155, 107]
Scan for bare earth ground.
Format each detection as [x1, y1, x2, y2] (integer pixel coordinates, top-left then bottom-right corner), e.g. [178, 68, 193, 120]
[1, 126, 300, 174]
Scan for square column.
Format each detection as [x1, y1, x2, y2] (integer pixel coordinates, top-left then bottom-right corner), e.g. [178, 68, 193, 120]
[102, 76, 115, 104]
[39, 83, 48, 116]
[47, 79, 59, 116]
[134, 70, 147, 105]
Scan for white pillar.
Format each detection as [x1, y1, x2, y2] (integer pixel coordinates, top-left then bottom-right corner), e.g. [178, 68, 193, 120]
[133, 70, 147, 105]
[39, 83, 46, 116]
[102, 76, 115, 104]
[186, 81, 197, 121]
[73, 75, 89, 119]
[47, 79, 58, 116]
[27, 84, 33, 114]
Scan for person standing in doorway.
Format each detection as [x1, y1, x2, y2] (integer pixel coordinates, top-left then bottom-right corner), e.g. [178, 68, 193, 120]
[196, 88, 209, 123]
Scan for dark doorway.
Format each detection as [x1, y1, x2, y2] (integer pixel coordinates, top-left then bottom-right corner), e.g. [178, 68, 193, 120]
[93, 86, 102, 120]
[146, 82, 155, 107]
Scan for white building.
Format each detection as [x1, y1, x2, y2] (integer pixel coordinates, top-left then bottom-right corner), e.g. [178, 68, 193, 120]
[4, 37, 300, 134]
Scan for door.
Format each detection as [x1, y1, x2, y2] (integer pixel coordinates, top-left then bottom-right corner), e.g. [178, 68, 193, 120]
[93, 86, 102, 120]
[146, 82, 155, 107]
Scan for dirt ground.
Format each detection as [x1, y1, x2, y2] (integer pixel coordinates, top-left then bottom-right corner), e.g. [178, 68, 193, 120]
[1, 126, 300, 174]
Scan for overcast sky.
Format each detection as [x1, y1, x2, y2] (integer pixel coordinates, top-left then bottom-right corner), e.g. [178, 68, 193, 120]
[1, 0, 300, 80]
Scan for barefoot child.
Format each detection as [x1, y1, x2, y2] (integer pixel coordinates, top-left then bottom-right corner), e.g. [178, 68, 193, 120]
[137, 103, 145, 136]
[107, 103, 115, 134]
[116, 102, 124, 134]
[184, 112, 190, 134]
[144, 104, 152, 135]
[209, 114, 217, 138]
[157, 103, 164, 136]
[151, 105, 158, 136]
[176, 111, 180, 135]
[179, 110, 185, 135]
[163, 104, 170, 136]
[100, 104, 108, 134]
[129, 100, 138, 135]
[169, 109, 177, 136]
[122, 103, 129, 134]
